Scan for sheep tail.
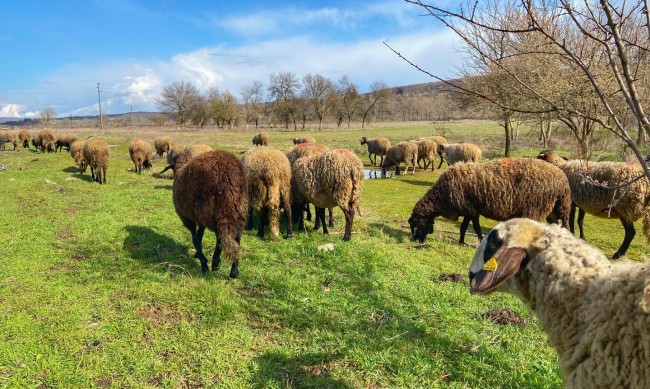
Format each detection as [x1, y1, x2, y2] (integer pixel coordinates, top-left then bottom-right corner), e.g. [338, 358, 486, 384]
[643, 208, 650, 243]
[220, 235, 241, 264]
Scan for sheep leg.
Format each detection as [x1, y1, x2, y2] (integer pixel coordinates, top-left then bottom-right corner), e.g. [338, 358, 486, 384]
[316, 207, 328, 234]
[257, 207, 269, 238]
[568, 204, 576, 235]
[245, 208, 255, 231]
[305, 203, 312, 222]
[342, 207, 354, 241]
[212, 236, 222, 271]
[328, 208, 335, 228]
[459, 217, 471, 244]
[379, 155, 384, 167]
[281, 193, 293, 238]
[102, 165, 107, 184]
[613, 219, 636, 259]
[229, 235, 241, 278]
[192, 225, 209, 273]
[577, 208, 586, 240]
[395, 165, 401, 176]
[369, 153, 374, 166]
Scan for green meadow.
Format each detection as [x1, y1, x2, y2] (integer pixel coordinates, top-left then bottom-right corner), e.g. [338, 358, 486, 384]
[1, 122, 647, 388]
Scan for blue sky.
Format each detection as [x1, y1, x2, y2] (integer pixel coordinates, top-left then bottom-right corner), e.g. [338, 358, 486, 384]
[0, 1, 461, 118]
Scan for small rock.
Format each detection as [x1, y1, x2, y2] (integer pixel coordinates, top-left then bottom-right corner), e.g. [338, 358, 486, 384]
[0, 164, 5, 171]
[317, 243, 335, 252]
[44, 179, 56, 184]
[19, 166, 28, 171]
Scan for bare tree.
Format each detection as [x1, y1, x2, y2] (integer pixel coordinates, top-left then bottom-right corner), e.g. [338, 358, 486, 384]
[361, 81, 392, 128]
[268, 72, 300, 131]
[302, 74, 335, 131]
[151, 113, 169, 129]
[156, 81, 201, 131]
[337, 76, 363, 128]
[208, 88, 239, 129]
[39, 108, 56, 129]
[240, 80, 266, 129]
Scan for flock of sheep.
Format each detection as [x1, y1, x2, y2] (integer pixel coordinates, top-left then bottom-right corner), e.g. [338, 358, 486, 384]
[4, 127, 650, 387]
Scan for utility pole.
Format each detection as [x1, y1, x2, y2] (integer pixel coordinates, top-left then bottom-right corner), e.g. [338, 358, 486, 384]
[97, 83, 104, 131]
[130, 105, 134, 130]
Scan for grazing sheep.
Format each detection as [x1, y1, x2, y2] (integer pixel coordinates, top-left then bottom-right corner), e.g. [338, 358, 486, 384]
[154, 136, 173, 158]
[31, 133, 41, 150]
[408, 157, 571, 244]
[38, 130, 57, 153]
[241, 146, 293, 239]
[293, 137, 316, 145]
[437, 143, 482, 169]
[128, 139, 153, 174]
[469, 218, 650, 388]
[381, 141, 419, 176]
[359, 136, 391, 166]
[69, 140, 87, 173]
[416, 139, 437, 171]
[164, 150, 248, 277]
[165, 143, 213, 167]
[19, 129, 30, 148]
[537, 149, 650, 258]
[0, 131, 18, 150]
[291, 149, 363, 241]
[82, 138, 109, 184]
[55, 134, 78, 153]
[252, 132, 269, 146]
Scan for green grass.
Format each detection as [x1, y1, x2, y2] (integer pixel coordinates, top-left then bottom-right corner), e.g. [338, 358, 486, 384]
[1, 122, 647, 388]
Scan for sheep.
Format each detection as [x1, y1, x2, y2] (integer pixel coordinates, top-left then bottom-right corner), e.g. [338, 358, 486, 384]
[381, 141, 418, 176]
[291, 149, 363, 241]
[163, 150, 248, 277]
[154, 136, 173, 158]
[19, 129, 30, 148]
[38, 130, 57, 153]
[82, 138, 109, 184]
[468, 218, 650, 388]
[408, 157, 571, 244]
[293, 137, 316, 145]
[31, 133, 41, 150]
[55, 134, 78, 153]
[252, 132, 269, 146]
[0, 131, 18, 150]
[240, 146, 293, 239]
[359, 136, 391, 166]
[416, 139, 437, 171]
[128, 139, 153, 174]
[166, 143, 213, 166]
[69, 140, 87, 173]
[537, 149, 650, 258]
[437, 143, 482, 168]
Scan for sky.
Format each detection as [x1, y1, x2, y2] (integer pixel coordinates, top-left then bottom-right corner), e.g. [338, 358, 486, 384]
[0, 0, 462, 119]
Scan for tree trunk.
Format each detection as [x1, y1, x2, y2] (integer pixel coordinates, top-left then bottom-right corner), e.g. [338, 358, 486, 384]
[637, 121, 646, 146]
[504, 119, 511, 157]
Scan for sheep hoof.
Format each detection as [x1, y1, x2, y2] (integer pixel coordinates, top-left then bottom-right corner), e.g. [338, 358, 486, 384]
[328, 221, 335, 228]
[612, 252, 623, 260]
[286, 232, 293, 239]
[342, 235, 351, 242]
[201, 265, 209, 273]
[229, 266, 239, 278]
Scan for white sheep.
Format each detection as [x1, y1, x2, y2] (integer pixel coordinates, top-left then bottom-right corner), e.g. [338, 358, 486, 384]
[469, 218, 650, 388]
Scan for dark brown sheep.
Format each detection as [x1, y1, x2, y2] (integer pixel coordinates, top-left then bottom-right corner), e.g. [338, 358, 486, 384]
[55, 134, 78, 153]
[164, 150, 249, 277]
[38, 130, 57, 153]
[31, 133, 41, 150]
[82, 138, 109, 184]
[408, 157, 571, 244]
[19, 129, 30, 148]
[128, 139, 153, 174]
[252, 132, 269, 146]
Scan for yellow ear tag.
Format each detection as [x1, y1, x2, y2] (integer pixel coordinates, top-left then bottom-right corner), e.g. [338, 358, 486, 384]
[482, 258, 498, 272]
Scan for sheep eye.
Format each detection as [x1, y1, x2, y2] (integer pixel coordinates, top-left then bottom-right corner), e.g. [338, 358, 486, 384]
[488, 242, 497, 250]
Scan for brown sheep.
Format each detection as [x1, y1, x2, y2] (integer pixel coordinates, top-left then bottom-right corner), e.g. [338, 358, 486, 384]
[291, 149, 364, 241]
[416, 139, 437, 171]
[0, 131, 18, 150]
[293, 137, 316, 145]
[437, 143, 481, 168]
[241, 146, 293, 239]
[31, 133, 41, 150]
[154, 136, 173, 158]
[164, 150, 249, 277]
[252, 132, 269, 146]
[166, 143, 213, 166]
[82, 138, 109, 184]
[408, 157, 571, 244]
[359, 136, 391, 166]
[381, 141, 419, 175]
[537, 149, 650, 258]
[56, 134, 78, 153]
[19, 129, 30, 148]
[69, 140, 87, 173]
[38, 130, 57, 153]
[128, 139, 153, 174]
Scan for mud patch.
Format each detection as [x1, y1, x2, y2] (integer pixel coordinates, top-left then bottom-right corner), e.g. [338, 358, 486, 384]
[55, 228, 73, 240]
[437, 273, 465, 283]
[138, 302, 191, 327]
[480, 309, 526, 327]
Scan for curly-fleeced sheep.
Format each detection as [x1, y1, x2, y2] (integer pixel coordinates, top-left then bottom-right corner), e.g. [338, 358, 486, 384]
[408, 157, 571, 244]
[359, 136, 391, 166]
[165, 143, 213, 167]
[252, 132, 269, 146]
[381, 141, 418, 176]
[469, 218, 650, 388]
[128, 139, 153, 174]
[291, 149, 363, 241]
[416, 139, 437, 171]
[31, 133, 41, 150]
[69, 140, 87, 173]
[293, 137, 316, 145]
[0, 131, 18, 150]
[56, 134, 78, 153]
[241, 146, 292, 239]
[38, 130, 57, 153]
[537, 149, 650, 258]
[154, 136, 173, 158]
[164, 150, 248, 277]
[82, 138, 109, 184]
[437, 143, 482, 169]
[19, 129, 30, 148]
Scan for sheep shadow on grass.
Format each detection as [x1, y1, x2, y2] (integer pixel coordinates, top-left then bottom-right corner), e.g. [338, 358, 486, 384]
[250, 351, 352, 389]
[399, 178, 435, 187]
[368, 222, 411, 241]
[123, 225, 199, 276]
[61, 167, 94, 182]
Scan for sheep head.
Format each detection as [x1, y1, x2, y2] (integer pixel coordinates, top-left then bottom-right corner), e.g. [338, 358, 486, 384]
[359, 137, 368, 145]
[469, 218, 547, 295]
[408, 213, 433, 243]
[160, 153, 190, 174]
[536, 150, 567, 165]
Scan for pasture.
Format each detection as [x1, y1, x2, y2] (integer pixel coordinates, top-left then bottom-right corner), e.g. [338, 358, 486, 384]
[0, 122, 647, 388]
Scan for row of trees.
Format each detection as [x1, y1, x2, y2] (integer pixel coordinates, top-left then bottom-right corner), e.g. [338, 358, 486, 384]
[156, 74, 400, 131]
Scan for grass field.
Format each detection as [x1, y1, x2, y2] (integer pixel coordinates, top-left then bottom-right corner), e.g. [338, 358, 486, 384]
[1, 122, 648, 388]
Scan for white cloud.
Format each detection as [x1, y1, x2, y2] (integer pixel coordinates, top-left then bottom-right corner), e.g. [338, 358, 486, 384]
[0, 104, 25, 117]
[112, 71, 161, 106]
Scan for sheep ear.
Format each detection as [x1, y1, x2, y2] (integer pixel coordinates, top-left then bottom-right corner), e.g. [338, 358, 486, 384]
[470, 246, 527, 295]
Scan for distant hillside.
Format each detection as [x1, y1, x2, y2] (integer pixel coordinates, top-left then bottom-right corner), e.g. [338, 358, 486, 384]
[390, 79, 462, 97]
